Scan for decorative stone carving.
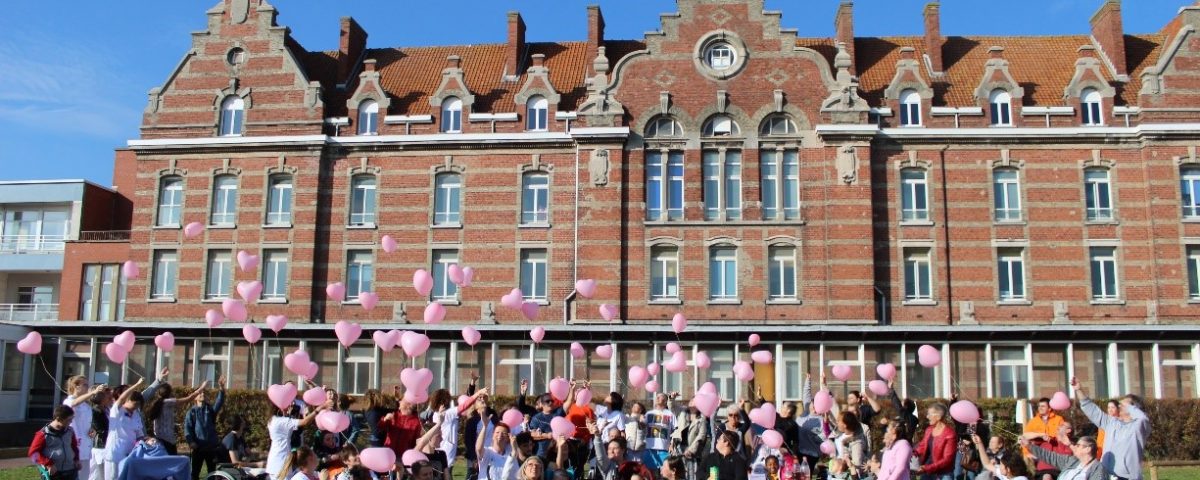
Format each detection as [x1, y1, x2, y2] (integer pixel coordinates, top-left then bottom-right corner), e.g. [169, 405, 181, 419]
[820, 42, 869, 124]
[973, 47, 1025, 106]
[480, 302, 496, 324]
[231, 0, 250, 24]
[392, 302, 408, 323]
[836, 145, 859, 185]
[589, 149, 610, 187]
[1053, 301, 1071, 324]
[959, 301, 977, 325]
[578, 47, 625, 127]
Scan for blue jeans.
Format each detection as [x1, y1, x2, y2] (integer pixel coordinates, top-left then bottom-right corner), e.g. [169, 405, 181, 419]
[922, 473, 954, 480]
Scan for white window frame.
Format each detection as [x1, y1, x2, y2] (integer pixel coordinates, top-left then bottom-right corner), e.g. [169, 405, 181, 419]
[265, 174, 293, 226]
[760, 115, 797, 136]
[760, 149, 800, 221]
[646, 117, 683, 138]
[768, 245, 798, 301]
[204, 250, 234, 300]
[992, 346, 1031, 399]
[357, 100, 379, 135]
[989, 89, 1012, 126]
[195, 340, 231, 387]
[262, 249, 289, 301]
[1188, 246, 1200, 300]
[1084, 168, 1114, 221]
[349, 175, 377, 226]
[442, 97, 463, 133]
[210, 175, 239, 226]
[903, 247, 932, 302]
[899, 89, 922, 127]
[520, 249, 548, 302]
[346, 250, 374, 300]
[433, 173, 462, 226]
[650, 245, 679, 301]
[431, 250, 459, 302]
[219, 96, 245, 137]
[1089, 246, 1120, 301]
[1081, 88, 1104, 126]
[997, 248, 1026, 301]
[521, 173, 550, 225]
[900, 169, 929, 222]
[526, 96, 549, 132]
[708, 245, 738, 301]
[702, 115, 739, 137]
[151, 250, 178, 300]
[341, 346, 376, 395]
[706, 43, 736, 70]
[646, 150, 685, 221]
[157, 177, 184, 227]
[703, 149, 742, 220]
[993, 168, 1022, 222]
[1181, 167, 1200, 219]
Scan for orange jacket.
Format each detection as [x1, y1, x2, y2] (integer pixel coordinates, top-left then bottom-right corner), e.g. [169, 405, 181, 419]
[1022, 412, 1065, 457]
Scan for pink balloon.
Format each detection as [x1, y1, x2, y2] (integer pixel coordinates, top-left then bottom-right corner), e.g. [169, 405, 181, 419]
[529, 326, 545, 344]
[265, 314, 288, 333]
[457, 395, 475, 411]
[423, 303, 446, 324]
[520, 302, 540, 321]
[500, 289, 524, 309]
[303, 387, 326, 406]
[699, 382, 718, 396]
[664, 351, 687, 373]
[360, 448, 396, 474]
[236, 281, 263, 303]
[236, 251, 259, 273]
[752, 350, 774, 365]
[242, 324, 262, 344]
[950, 400, 981, 424]
[183, 221, 205, 239]
[501, 408, 524, 430]
[154, 332, 175, 352]
[317, 411, 351, 433]
[575, 388, 593, 406]
[574, 279, 597, 299]
[404, 389, 429, 404]
[762, 430, 784, 449]
[448, 264, 465, 287]
[595, 345, 613, 359]
[401, 331, 431, 358]
[868, 380, 890, 397]
[113, 331, 135, 352]
[460, 267, 475, 287]
[381, 235, 399, 254]
[749, 403, 777, 429]
[326, 283, 347, 302]
[401, 450, 428, 468]
[813, 389, 834, 415]
[1049, 391, 1071, 411]
[267, 383, 298, 411]
[304, 362, 321, 381]
[645, 380, 659, 393]
[549, 377, 570, 402]
[334, 321, 362, 348]
[220, 299, 245, 323]
[694, 392, 720, 418]
[831, 365, 853, 381]
[104, 343, 128, 364]
[876, 363, 897, 381]
[694, 351, 712, 369]
[358, 292, 379, 311]
[550, 417, 575, 439]
[460, 327, 481, 347]
[918, 345, 942, 368]
[734, 361, 755, 382]
[820, 440, 836, 456]
[646, 362, 660, 376]
[17, 332, 41, 355]
[284, 350, 310, 375]
[400, 367, 434, 400]
[412, 270, 433, 296]
[665, 343, 681, 354]
[121, 260, 139, 280]
[569, 342, 585, 359]
[373, 330, 396, 352]
[628, 366, 648, 388]
[671, 313, 687, 334]
[599, 304, 618, 322]
[748, 334, 761, 347]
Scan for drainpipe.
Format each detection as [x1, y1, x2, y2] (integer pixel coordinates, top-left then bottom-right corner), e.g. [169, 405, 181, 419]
[564, 141, 581, 325]
[939, 145, 953, 325]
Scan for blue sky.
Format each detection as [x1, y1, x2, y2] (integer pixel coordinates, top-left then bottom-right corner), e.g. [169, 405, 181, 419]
[0, 0, 1187, 186]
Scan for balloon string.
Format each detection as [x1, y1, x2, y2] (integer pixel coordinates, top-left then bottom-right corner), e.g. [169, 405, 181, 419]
[38, 355, 68, 395]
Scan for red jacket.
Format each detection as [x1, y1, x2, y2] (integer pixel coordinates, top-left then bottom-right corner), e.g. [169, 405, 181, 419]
[29, 424, 79, 470]
[912, 423, 957, 475]
[378, 412, 422, 456]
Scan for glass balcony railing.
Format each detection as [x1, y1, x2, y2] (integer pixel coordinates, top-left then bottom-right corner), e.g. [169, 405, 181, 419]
[0, 303, 58, 321]
[0, 235, 67, 253]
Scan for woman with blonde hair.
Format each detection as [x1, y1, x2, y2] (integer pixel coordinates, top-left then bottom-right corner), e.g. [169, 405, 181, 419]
[517, 455, 545, 480]
[277, 446, 318, 480]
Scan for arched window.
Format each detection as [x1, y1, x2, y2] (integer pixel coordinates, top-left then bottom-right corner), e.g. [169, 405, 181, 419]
[760, 114, 797, 136]
[899, 89, 921, 127]
[156, 176, 184, 227]
[357, 100, 379, 135]
[645, 116, 683, 138]
[526, 96, 549, 131]
[219, 96, 245, 137]
[989, 89, 1012, 126]
[702, 115, 740, 137]
[1081, 88, 1103, 126]
[441, 97, 463, 133]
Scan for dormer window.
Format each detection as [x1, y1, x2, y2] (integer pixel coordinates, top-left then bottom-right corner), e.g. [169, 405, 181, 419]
[702, 115, 740, 137]
[646, 116, 683, 138]
[526, 95, 549, 132]
[1081, 88, 1103, 126]
[357, 100, 379, 135]
[989, 89, 1012, 126]
[706, 43, 736, 71]
[441, 97, 463, 133]
[899, 89, 921, 127]
[219, 96, 245, 137]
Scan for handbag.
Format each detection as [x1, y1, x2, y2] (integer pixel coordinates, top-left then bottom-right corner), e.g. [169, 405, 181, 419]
[959, 424, 982, 473]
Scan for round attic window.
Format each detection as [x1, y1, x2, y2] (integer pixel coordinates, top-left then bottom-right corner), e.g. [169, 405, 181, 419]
[706, 43, 736, 71]
[226, 48, 247, 67]
[694, 31, 747, 80]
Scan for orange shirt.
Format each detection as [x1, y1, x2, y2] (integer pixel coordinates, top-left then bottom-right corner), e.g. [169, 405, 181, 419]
[1022, 412, 1064, 456]
[566, 404, 596, 443]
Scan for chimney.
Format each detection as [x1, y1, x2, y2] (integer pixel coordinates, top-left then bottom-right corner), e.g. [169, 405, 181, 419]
[507, 11, 527, 78]
[1090, 0, 1127, 76]
[834, 1, 856, 75]
[924, 2, 944, 74]
[339, 17, 368, 84]
[587, 5, 606, 72]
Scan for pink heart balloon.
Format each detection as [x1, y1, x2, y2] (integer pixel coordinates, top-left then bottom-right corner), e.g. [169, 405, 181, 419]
[646, 362, 660, 376]
[699, 382, 718, 395]
[548, 377, 570, 402]
[569, 342, 585, 359]
[868, 380, 890, 396]
[121, 260, 139, 280]
[520, 302, 539, 321]
[820, 440, 836, 456]
[502, 409, 524, 430]
[460, 327, 481, 347]
[734, 361, 755, 382]
[381, 235, 399, 254]
[242, 324, 262, 344]
[303, 362, 319, 380]
[574, 279, 597, 299]
[267, 383, 298, 411]
[154, 332, 175, 352]
[762, 430, 784, 449]
[360, 448, 396, 474]
[664, 351, 687, 373]
[265, 314, 288, 333]
[326, 283, 347, 302]
[317, 411, 351, 433]
[448, 264, 465, 287]
[813, 389, 834, 415]
[236, 250, 259, 273]
[457, 395, 475, 411]
[460, 267, 474, 287]
[918, 345, 942, 368]
[665, 343, 681, 354]
[876, 363, 897, 381]
[17, 332, 41, 355]
[373, 330, 397, 352]
[113, 331, 136, 352]
[400, 367, 434, 392]
[500, 289, 524, 309]
[645, 380, 659, 393]
[104, 343, 128, 364]
[1049, 391, 1071, 411]
[284, 349, 311, 375]
[949, 400, 981, 424]
[671, 313, 687, 334]
[412, 270, 433, 296]
[831, 365, 853, 381]
[628, 366, 648, 388]
[219, 300, 243, 323]
[748, 334, 761, 347]
[334, 321, 362, 348]
[236, 281, 263, 303]
[358, 292, 379, 311]
[303, 387, 326, 406]
[749, 403, 777, 429]
[386, 330, 402, 349]
[550, 417, 575, 439]
[595, 345, 613, 359]
[183, 221, 205, 239]
[694, 351, 712, 369]
[694, 392, 720, 418]
[575, 388, 593, 406]
[401, 450, 428, 468]
[529, 326, 545, 343]
[423, 303, 446, 324]
[400, 331, 431, 357]
[752, 350, 774, 365]
[599, 303, 618, 322]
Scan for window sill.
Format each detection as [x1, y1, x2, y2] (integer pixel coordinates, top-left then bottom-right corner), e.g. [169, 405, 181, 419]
[346, 224, 378, 230]
[208, 225, 237, 230]
[262, 223, 293, 229]
[152, 225, 181, 230]
[993, 220, 1026, 226]
[767, 299, 803, 305]
[201, 298, 231, 304]
[900, 220, 935, 227]
[434, 298, 461, 306]
[648, 299, 683, 305]
[431, 223, 463, 230]
[644, 219, 806, 227]
[147, 298, 177, 304]
[1090, 299, 1126, 306]
[1084, 219, 1119, 226]
[996, 299, 1032, 306]
[523, 299, 550, 306]
[259, 298, 288, 304]
[519, 223, 552, 229]
[902, 299, 938, 306]
[707, 299, 742, 306]
[1182, 218, 1200, 224]
[342, 300, 362, 306]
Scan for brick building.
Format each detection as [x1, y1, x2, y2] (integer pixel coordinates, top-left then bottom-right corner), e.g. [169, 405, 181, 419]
[15, 0, 1200, 418]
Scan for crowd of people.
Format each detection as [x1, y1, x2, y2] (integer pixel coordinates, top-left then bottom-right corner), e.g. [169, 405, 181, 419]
[29, 368, 1153, 480]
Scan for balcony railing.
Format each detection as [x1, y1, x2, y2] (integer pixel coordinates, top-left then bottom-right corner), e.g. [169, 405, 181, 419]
[78, 231, 131, 242]
[0, 303, 58, 321]
[0, 235, 66, 254]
